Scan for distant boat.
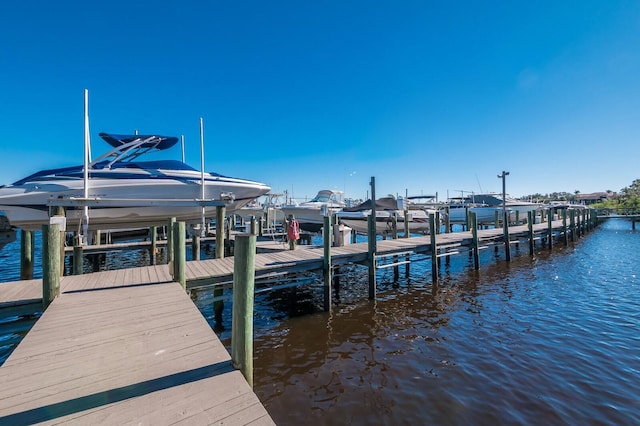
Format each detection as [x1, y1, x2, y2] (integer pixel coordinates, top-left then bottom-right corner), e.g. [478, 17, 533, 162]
[336, 196, 433, 235]
[0, 133, 270, 231]
[443, 197, 507, 224]
[281, 189, 346, 232]
[237, 193, 286, 228]
[468, 193, 543, 222]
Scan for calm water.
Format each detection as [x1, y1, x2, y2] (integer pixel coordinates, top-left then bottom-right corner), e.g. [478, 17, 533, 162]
[1, 219, 639, 424]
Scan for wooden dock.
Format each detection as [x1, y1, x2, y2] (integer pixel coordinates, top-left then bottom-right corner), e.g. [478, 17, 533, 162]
[0, 266, 275, 425]
[0, 213, 594, 424]
[0, 218, 584, 307]
[184, 218, 577, 288]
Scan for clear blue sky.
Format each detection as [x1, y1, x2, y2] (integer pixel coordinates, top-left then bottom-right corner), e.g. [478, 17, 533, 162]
[1, 1, 639, 201]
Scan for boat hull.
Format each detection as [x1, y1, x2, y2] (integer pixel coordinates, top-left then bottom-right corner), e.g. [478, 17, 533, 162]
[446, 206, 504, 224]
[0, 176, 270, 231]
[336, 209, 431, 235]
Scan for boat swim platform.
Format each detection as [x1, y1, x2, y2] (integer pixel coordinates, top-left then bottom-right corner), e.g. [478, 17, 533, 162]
[0, 266, 275, 425]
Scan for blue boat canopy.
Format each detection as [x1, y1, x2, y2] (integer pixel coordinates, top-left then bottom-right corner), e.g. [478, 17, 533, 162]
[99, 133, 179, 151]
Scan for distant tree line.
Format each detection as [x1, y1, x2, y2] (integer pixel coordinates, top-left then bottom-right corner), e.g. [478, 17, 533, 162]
[518, 191, 581, 203]
[521, 178, 640, 210]
[595, 179, 640, 210]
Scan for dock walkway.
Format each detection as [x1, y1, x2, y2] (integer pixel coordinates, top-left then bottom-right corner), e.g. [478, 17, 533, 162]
[0, 218, 577, 424]
[0, 265, 275, 425]
[184, 219, 569, 287]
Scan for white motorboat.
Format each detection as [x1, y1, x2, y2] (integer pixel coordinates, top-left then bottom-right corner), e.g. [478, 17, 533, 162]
[281, 189, 346, 232]
[0, 133, 271, 231]
[336, 196, 433, 235]
[443, 197, 506, 225]
[237, 193, 286, 225]
[468, 193, 543, 222]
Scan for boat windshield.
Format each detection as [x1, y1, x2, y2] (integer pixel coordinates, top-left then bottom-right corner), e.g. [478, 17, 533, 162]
[309, 191, 343, 203]
[310, 194, 333, 202]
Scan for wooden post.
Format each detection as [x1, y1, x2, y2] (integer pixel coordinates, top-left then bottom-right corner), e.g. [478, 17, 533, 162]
[367, 214, 376, 300]
[42, 223, 60, 309]
[250, 216, 258, 235]
[192, 233, 201, 261]
[464, 206, 470, 231]
[167, 217, 176, 266]
[528, 211, 534, 255]
[547, 208, 553, 250]
[570, 209, 576, 242]
[323, 215, 332, 311]
[541, 209, 546, 223]
[494, 210, 499, 229]
[173, 221, 186, 289]
[562, 209, 568, 246]
[73, 243, 83, 275]
[429, 213, 438, 287]
[368, 177, 377, 300]
[403, 209, 410, 238]
[444, 206, 450, 233]
[20, 229, 34, 280]
[391, 214, 399, 281]
[150, 226, 157, 265]
[231, 234, 256, 388]
[470, 212, 479, 270]
[503, 212, 511, 261]
[216, 206, 226, 259]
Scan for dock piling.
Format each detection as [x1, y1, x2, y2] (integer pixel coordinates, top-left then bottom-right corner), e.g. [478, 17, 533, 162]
[367, 177, 377, 300]
[42, 223, 61, 308]
[528, 211, 534, 255]
[429, 213, 438, 287]
[173, 221, 186, 289]
[20, 229, 34, 280]
[547, 209, 553, 250]
[470, 212, 479, 270]
[231, 234, 257, 388]
[323, 215, 332, 311]
[503, 212, 511, 261]
[167, 217, 176, 266]
[73, 242, 83, 275]
[216, 206, 226, 259]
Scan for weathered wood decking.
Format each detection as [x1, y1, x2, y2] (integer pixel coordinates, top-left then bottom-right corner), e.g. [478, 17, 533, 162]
[0, 219, 573, 308]
[0, 217, 582, 424]
[184, 219, 571, 287]
[0, 266, 275, 425]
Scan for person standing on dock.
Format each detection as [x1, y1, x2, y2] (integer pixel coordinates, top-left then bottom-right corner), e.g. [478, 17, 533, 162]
[286, 214, 300, 250]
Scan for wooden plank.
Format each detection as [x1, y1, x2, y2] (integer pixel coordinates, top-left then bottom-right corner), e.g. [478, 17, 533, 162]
[0, 280, 274, 425]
